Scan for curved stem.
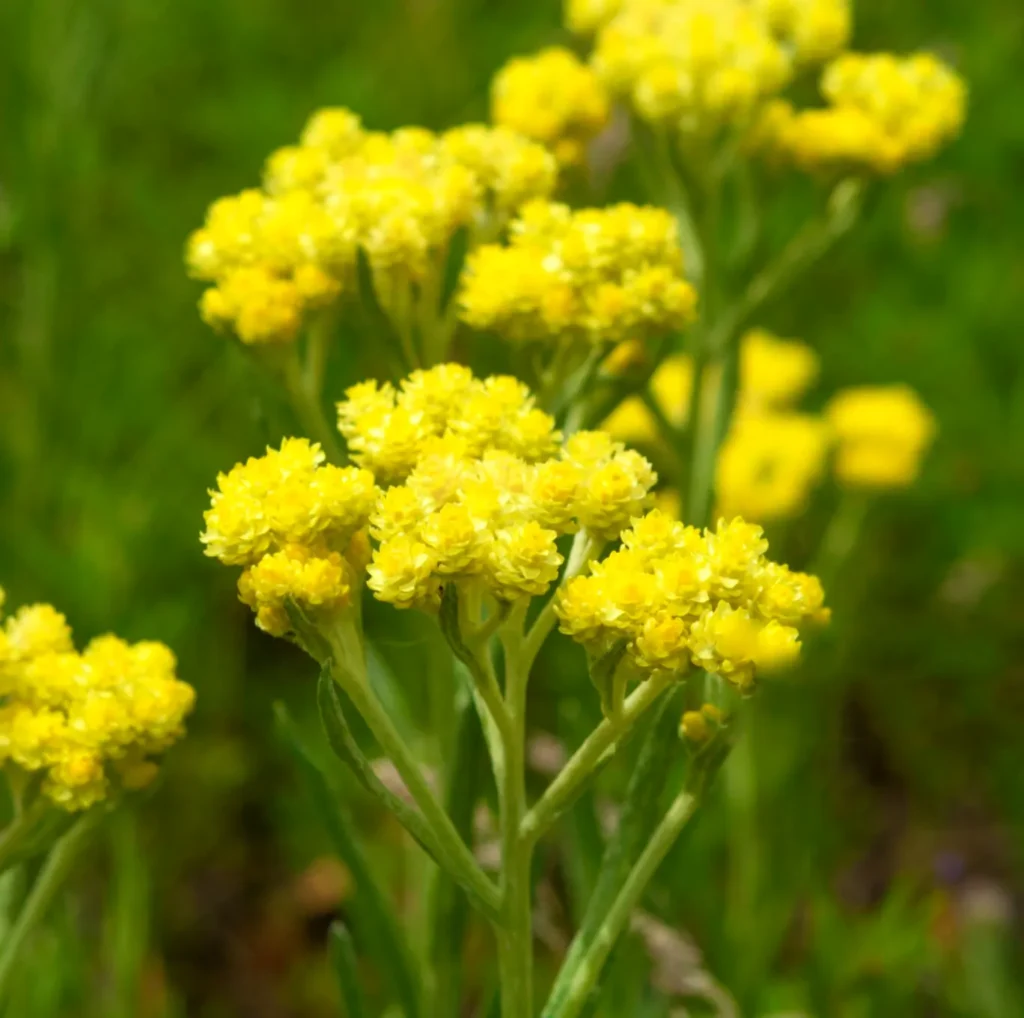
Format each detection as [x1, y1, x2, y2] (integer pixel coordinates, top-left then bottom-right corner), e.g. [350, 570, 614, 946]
[545, 745, 727, 1018]
[283, 348, 345, 463]
[0, 799, 50, 876]
[328, 626, 503, 924]
[0, 808, 102, 1005]
[523, 532, 602, 670]
[520, 674, 672, 847]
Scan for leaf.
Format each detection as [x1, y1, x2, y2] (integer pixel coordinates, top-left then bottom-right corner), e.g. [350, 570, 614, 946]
[274, 703, 422, 1018]
[543, 688, 684, 1017]
[317, 668, 446, 867]
[586, 641, 629, 720]
[328, 922, 368, 1018]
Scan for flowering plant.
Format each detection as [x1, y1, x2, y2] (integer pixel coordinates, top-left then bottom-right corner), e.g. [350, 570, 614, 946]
[188, 0, 963, 1014]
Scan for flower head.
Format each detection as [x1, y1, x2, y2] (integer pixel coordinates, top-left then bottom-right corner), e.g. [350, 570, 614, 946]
[459, 200, 696, 347]
[0, 593, 194, 812]
[557, 514, 825, 689]
[826, 385, 936, 488]
[754, 52, 966, 174]
[491, 47, 610, 165]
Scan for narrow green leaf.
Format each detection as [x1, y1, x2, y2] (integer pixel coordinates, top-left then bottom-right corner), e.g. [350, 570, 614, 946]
[544, 688, 684, 1016]
[317, 667, 446, 867]
[328, 921, 368, 1018]
[274, 703, 423, 1018]
[425, 687, 486, 1018]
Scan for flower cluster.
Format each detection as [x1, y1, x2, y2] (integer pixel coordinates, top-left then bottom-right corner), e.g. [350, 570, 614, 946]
[187, 108, 557, 345]
[202, 438, 378, 635]
[458, 200, 696, 347]
[826, 385, 936, 488]
[756, 52, 966, 174]
[565, 0, 624, 35]
[335, 365, 657, 610]
[557, 513, 828, 691]
[592, 0, 793, 134]
[752, 0, 851, 65]
[0, 592, 195, 811]
[491, 47, 611, 166]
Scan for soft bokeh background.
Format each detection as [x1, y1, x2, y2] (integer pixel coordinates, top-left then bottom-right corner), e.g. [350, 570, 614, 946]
[1, 0, 1022, 1015]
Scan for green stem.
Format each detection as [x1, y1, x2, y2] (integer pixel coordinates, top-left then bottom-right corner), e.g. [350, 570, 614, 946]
[328, 625, 503, 924]
[546, 748, 725, 1018]
[497, 612, 533, 1017]
[0, 799, 50, 876]
[283, 349, 345, 463]
[523, 531, 602, 670]
[813, 491, 869, 590]
[0, 809, 101, 1005]
[520, 674, 672, 847]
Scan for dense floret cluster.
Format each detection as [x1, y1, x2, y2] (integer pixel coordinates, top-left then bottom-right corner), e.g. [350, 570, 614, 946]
[458, 200, 696, 346]
[336, 365, 658, 610]
[556, 513, 828, 691]
[491, 47, 610, 166]
[756, 52, 966, 173]
[187, 109, 557, 345]
[0, 593, 194, 811]
[201, 438, 378, 635]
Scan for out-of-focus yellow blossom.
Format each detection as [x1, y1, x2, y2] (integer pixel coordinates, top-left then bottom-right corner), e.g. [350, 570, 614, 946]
[459, 200, 696, 347]
[739, 328, 818, 409]
[715, 412, 829, 521]
[566, 0, 624, 35]
[557, 513, 826, 691]
[603, 329, 812, 444]
[335, 365, 657, 611]
[187, 108, 556, 345]
[756, 52, 967, 173]
[593, 0, 792, 135]
[491, 48, 611, 165]
[0, 593, 194, 812]
[752, 0, 851, 64]
[202, 437, 378, 635]
[826, 385, 936, 488]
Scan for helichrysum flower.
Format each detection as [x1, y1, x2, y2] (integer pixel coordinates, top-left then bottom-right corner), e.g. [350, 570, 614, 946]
[593, 0, 792, 135]
[565, 0, 624, 35]
[0, 592, 194, 812]
[716, 412, 829, 521]
[458, 200, 696, 347]
[826, 385, 936, 488]
[752, 0, 851, 65]
[187, 109, 556, 346]
[755, 52, 967, 174]
[491, 47, 611, 166]
[557, 513, 826, 690]
[202, 437, 378, 634]
[334, 365, 657, 611]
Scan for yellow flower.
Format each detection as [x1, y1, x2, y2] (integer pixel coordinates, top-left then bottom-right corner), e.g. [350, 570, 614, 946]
[756, 51, 967, 174]
[486, 522, 565, 601]
[827, 385, 936, 488]
[459, 200, 696, 347]
[0, 596, 194, 812]
[557, 510, 820, 688]
[739, 328, 818, 409]
[716, 412, 829, 522]
[594, 0, 792, 134]
[491, 47, 610, 165]
[565, 0, 624, 34]
[753, 0, 851, 64]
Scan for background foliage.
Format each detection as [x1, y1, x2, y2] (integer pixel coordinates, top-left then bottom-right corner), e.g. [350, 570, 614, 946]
[1, 0, 1022, 1015]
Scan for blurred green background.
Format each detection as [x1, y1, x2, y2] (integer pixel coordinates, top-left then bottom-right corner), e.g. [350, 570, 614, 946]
[1, 0, 1023, 1015]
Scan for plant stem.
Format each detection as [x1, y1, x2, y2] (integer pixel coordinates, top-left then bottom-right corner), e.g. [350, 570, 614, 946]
[547, 748, 724, 1018]
[0, 799, 50, 876]
[813, 491, 869, 590]
[0, 808, 101, 1005]
[520, 675, 672, 847]
[497, 614, 534, 1017]
[523, 531, 602, 670]
[328, 626, 503, 924]
[283, 347, 345, 463]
